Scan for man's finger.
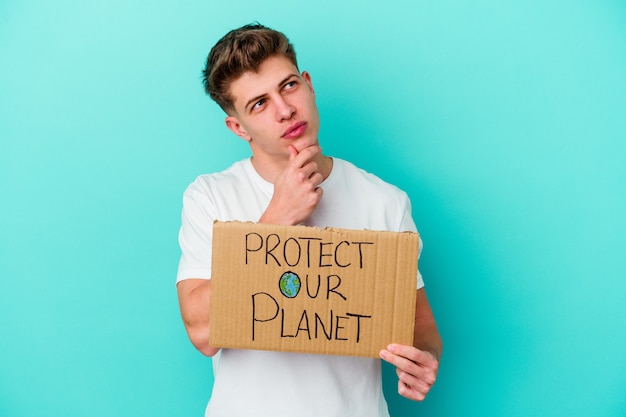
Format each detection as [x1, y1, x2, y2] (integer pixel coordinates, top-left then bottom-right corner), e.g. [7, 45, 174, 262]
[310, 171, 324, 187]
[397, 379, 427, 402]
[288, 145, 299, 161]
[290, 145, 321, 165]
[411, 348, 439, 367]
[388, 344, 438, 366]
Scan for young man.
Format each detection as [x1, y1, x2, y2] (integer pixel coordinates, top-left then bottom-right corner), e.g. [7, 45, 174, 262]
[176, 23, 442, 417]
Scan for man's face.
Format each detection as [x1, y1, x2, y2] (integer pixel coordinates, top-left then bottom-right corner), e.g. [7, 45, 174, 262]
[225, 55, 321, 163]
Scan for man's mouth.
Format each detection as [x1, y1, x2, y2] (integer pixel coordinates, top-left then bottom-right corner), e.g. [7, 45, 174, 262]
[281, 122, 307, 139]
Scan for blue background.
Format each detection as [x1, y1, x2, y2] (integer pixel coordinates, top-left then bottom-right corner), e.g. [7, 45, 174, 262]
[1, 1, 625, 416]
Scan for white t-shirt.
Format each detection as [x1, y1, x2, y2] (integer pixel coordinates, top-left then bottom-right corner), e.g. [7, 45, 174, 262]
[177, 158, 424, 417]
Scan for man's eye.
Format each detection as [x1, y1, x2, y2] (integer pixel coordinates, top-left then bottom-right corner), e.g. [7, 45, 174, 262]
[284, 81, 297, 90]
[252, 99, 266, 110]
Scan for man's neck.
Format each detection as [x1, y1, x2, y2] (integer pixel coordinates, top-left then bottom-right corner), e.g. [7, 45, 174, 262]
[250, 153, 333, 185]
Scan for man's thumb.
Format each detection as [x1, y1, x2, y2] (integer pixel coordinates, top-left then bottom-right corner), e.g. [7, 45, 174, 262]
[288, 145, 298, 161]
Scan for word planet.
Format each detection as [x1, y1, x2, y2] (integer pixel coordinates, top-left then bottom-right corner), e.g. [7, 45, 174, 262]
[279, 271, 301, 298]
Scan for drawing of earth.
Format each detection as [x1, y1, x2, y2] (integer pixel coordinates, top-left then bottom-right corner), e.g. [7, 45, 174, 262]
[279, 271, 301, 298]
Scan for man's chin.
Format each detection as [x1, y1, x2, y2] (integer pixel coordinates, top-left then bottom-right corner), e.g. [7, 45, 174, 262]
[290, 138, 320, 153]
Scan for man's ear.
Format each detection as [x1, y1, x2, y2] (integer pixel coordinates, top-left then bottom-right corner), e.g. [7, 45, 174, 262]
[302, 71, 315, 98]
[225, 116, 252, 142]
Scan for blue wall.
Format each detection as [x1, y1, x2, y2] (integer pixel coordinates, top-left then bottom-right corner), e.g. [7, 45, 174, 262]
[1, 1, 625, 416]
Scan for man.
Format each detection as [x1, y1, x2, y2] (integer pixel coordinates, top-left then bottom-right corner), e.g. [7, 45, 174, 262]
[176, 23, 442, 416]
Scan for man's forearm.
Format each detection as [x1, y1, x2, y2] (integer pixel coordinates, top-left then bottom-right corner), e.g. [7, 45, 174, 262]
[414, 289, 443, 361]
[177, 279, 220, 357]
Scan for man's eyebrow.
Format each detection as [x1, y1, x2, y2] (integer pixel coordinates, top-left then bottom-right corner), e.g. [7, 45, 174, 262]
[243, 73, 300, 112]
[278, 73, 299, 87]
[244, 93, 266, 112]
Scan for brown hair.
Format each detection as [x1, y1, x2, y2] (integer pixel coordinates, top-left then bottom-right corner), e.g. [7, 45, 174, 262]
[203, 23, 299, 113]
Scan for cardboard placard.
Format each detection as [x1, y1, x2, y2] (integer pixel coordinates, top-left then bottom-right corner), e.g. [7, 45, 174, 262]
[209, 221, 418, 357]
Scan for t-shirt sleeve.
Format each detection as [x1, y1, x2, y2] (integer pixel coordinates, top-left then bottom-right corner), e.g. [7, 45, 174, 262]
[398, 192, 425, 290]
[176, 179, 215, 283]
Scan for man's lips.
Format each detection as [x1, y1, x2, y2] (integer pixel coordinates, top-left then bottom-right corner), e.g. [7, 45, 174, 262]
[281, 121, 307, 139]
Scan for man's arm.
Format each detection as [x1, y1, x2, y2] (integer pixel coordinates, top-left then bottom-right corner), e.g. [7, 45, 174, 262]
[380, 288, 442, 401]
[177, 278, 220, 357]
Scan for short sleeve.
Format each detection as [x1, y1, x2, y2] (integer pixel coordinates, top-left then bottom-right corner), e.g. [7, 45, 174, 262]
[398, 192, 425, 290]
[176, 179, 215, 283]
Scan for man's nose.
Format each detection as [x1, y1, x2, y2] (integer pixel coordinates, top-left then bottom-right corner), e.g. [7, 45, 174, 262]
[275, 97, 295, 121]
